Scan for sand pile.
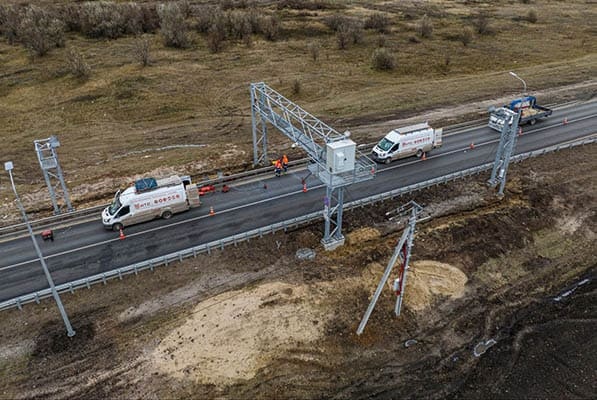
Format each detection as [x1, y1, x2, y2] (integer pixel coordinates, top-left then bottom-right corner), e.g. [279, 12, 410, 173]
[151, 281, 330, 385]
[405, 260, 468, 311]
[346, 227, 381, 245]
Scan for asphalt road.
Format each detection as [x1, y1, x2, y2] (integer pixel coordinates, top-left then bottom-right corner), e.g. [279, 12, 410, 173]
[1, 101, 595, 301]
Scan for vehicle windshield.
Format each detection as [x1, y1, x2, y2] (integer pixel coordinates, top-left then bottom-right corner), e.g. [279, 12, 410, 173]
[108, 195, 122, 216]
[377, 138, 394, 151]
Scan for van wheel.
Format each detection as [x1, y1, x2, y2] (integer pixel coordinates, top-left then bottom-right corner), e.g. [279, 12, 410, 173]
[112, 223, 123, 232]
[384, 158, 391, 165]
[416, 149, 423, 158]
[530, 119, 536, 125]
[162, 210, 173, 219]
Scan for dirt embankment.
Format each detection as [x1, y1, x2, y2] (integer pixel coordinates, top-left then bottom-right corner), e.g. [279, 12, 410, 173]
[0, 145, 595, 399]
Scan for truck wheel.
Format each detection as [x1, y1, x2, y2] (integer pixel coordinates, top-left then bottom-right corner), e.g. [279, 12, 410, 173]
[416, 149, 423, 158]
[530, 119, 536, 125]
[162, 210, 173, 219]
[112, 223, 123, 232]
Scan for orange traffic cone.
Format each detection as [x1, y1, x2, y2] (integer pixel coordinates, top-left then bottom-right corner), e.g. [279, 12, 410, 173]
[209, 206, 215, 216]
[421, 152, 427, 161]
[119, 228, 126, 240]
[302, 183, 308, 193]
[469, 142, 475, 150]
[563, 117, 568, 125]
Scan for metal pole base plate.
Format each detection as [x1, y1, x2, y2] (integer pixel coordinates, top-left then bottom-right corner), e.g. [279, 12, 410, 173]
[321, 235, 345, 251]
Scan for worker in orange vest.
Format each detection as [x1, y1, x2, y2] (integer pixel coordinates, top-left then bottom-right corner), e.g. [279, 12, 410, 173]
[274, 158, 282, 177]
[282, 154, 289, 174]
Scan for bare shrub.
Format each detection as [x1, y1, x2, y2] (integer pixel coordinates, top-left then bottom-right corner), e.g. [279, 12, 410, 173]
[0, 5, 21, 45]
[158, 3, 190, 48]
[277, 0, 335, 10]
[439, 53, 451, 74]
[371, 47, 396, 71]
[364, 12, 390, 33]
[292, 79, 301, 95]
[520, 0, 531, 4]
[307, 41, 320, 61]
[408, 35, 421, 44]
[58, 4, 81, 32]
[416, 14, 433, 38]
[18, 6, 65, 57]
[206, 23, 226, 53]
[336, 19, 363, 49]
[459, 27, 473, 46]
[260, 14, 281, 41]
[67, 47, 90, 78]
[139, 4, 160, 33]
[226, 10, 253, 40]
[376, 34, 387, 48]
[78, 1, 146, 39]
[195, 5, 222, 33]
[133, 37, 151, 66]
[525, 9, 538, 23]
[473, 12, 492, 35]
[323, 14, 352, 31]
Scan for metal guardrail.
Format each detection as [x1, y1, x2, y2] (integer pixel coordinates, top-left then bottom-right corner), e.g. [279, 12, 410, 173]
[1, 136, 595, 312]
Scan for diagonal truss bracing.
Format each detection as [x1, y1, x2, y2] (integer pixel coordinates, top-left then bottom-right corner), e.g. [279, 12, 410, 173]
[251, 81, 346, 167]
[250, 82, 376, 249]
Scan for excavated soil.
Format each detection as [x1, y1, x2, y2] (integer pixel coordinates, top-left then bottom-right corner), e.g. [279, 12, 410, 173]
[0, 145, 595, 399]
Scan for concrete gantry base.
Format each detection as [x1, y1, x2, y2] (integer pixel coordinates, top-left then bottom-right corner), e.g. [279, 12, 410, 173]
[321, 235, 345, 251]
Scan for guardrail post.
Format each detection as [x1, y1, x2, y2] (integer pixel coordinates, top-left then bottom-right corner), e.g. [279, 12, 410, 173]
[35, 293, 40, 304]
[149, 261, 154, 271]
[192, 249, 197, 258]
[69, 284, 74, 294]
[118, 270, 122, 280]
[179, 253, 183, 262]
[207, 245, 211, 255]
[164, 256, 169, 267]
[102, 274, 106, 284]
[86, 279, 90, 289]
[134, 265, 138, 275]
[16, 298, 22, 310]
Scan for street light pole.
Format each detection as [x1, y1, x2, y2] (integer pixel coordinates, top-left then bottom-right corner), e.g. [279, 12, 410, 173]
[509, 71, 527, 95]
[4, 161, 75, 337]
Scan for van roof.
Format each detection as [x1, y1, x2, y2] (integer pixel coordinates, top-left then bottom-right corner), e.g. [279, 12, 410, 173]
[391, 122, 430, 135]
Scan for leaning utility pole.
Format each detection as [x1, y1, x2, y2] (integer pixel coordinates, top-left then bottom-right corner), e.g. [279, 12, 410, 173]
[357, 201, 422, 335]
[34, 136, 73, 214]
[488, 109, 521, 196]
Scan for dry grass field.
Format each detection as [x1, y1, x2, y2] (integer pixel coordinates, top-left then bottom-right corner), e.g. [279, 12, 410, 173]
[0, 0, 595, 219]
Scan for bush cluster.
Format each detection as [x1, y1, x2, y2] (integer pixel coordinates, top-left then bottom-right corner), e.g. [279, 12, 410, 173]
[18, 6, 65, 57]
[417, 14, 433, 38]
[371, 47, 396, 71]
[157, 3, 189, 48]
[364, 12, 390, 33]
[276, 0, 336, 10]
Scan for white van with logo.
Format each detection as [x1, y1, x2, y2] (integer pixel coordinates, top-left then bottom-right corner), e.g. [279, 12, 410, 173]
[372, 123, 442, 164]
[102, 175, 200, 231]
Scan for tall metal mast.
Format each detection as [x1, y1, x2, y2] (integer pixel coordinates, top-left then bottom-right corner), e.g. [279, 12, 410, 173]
[357, 201, 422, 335]
[488, 109, 521, 196]
[34, 136, 73, 214]
[250, 82, 376, 250]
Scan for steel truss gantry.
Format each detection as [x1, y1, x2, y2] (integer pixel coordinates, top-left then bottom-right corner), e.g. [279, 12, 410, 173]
[488, 109, 521, 196]
[34, 136, 73, 215]
[357, 201, 422, 335]
[250, 82, 376, 249]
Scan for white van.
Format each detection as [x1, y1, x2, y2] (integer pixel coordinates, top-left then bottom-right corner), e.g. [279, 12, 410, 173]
[102, 175, 200, 231]
[372, 123, 443, 164]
